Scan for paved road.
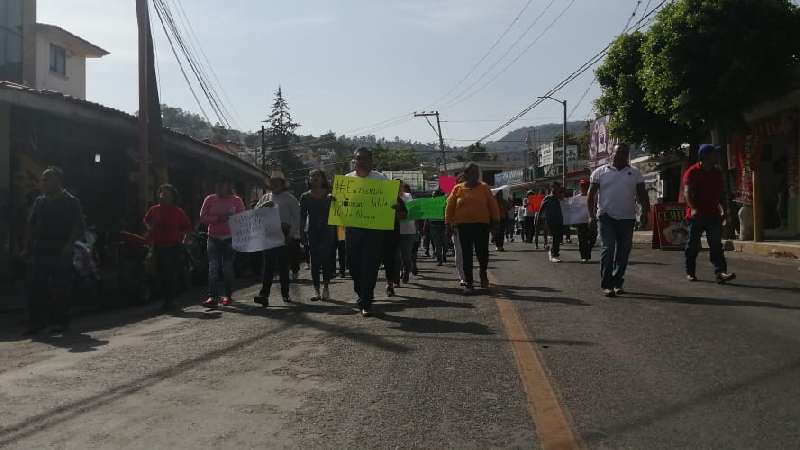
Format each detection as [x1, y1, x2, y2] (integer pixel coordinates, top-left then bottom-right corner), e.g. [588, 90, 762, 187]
[1, 240, 799, 449]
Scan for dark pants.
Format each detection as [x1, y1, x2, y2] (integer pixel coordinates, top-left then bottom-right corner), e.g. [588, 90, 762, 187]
[399, 234, 417, 280]
[207, 237, 235, 298]
[383, 231, 401, 284]
[576, 223, 597, 260]
[261, 245, 290, 299]
[155, 245, 181, 305]
[523, 216, 536, 243]
[685, 216, 727, 276]
[309, 233, 335, 290]
[335, 240, 347, 275]
[598, 215, 636, 290]
[457, 223, 490, 285]
[287, 238, 302, 274]
[29, 251, 73, 329]
[494, 219, 506, 249]
[346, 228, 385, 307]
[549, 224, 563, 257]
[429, 221, 447, 264]
[534, 223, 549, 248]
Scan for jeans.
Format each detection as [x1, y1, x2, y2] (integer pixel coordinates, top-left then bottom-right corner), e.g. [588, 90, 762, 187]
[399, 234, 417, 279]
[383, 231, 401, 284]
[154, 245, 181, 305]
[534, 222, 549, 248]
[308, 229, 335, 289]
[207, 237, 235, 298]
[29, 250, 74, 328]
[346, 228, 385, 307]
[523, 216, 536, 243]
[685, 216, 727, 276]
[457, 223, 490, 285]
[576, 223, 597, 260]
[493, 219, 506, 249]
[261, 245, 290, 299]
[429, 221, 447, 264]
[598, 215, 636, 289]
[549, 224, 563, 257]
[335, 240, 347, 275]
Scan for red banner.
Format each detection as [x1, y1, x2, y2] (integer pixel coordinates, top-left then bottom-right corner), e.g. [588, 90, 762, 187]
[526, 194, 544, 213]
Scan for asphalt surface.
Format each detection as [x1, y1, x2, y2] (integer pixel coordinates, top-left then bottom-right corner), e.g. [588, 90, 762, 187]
[1, 239, 799, 449]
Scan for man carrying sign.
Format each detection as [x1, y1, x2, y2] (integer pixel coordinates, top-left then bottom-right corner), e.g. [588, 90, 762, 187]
[339, 147, 398, 317]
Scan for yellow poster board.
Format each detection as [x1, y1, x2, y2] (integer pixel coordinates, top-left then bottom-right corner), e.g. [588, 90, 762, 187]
[328, 175, 400, 230]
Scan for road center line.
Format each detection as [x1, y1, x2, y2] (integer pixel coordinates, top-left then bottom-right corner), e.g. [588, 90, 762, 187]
[489, 273, 582, 450]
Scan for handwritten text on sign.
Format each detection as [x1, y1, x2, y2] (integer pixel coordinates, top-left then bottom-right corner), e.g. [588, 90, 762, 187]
[328, 175, 400, 230]
[230, 207, 285, 253]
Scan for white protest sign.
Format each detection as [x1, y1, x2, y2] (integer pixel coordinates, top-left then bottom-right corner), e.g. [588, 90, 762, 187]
[561, 195, 590, 225]
[230, 207, 285, 253]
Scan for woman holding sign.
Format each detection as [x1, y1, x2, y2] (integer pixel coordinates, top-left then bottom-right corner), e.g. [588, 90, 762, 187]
[445, 163, 500, 294]
[300, 170, 336, 301]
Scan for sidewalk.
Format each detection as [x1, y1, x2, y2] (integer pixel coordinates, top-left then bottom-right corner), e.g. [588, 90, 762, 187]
[633, 230, 800, 262]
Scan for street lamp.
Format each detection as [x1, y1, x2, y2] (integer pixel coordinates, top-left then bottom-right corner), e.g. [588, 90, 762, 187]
[538, 96, 567, 186]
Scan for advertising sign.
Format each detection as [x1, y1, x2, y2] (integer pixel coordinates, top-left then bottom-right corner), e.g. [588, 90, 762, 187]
[654, 203, 689, 250]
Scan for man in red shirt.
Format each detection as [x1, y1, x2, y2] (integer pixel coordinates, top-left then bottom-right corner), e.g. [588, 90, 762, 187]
[683, 144, 736, 283]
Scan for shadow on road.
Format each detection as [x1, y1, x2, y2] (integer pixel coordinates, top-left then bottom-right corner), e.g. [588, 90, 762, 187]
[32, 332, 109, 353]
[365, 333, 597, 347]
[493, 287, 592, 307]
[624, 292, 800, 310]
[723, 282, 800, 294]
[372, 311, 493, 335]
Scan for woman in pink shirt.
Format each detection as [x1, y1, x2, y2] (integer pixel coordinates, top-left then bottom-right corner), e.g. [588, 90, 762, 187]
[199, 179, 245, 307]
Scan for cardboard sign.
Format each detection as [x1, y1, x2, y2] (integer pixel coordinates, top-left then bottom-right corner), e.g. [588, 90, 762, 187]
[526, 194, 544, 213]
[328, 175, 400, 230]
[406, 196, 447, 220]
[230, 207, 285, 253]
[439, 176, 457, 195]
[561, 195, 590, 225]
[654, 203, 689, 250]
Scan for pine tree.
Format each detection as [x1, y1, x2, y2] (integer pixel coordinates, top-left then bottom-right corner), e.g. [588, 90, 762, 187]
[265, 86, 305, 193]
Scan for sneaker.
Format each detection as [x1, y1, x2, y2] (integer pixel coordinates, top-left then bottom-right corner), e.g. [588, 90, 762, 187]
[462, 284, 474, 295]
[686, 274, 698, 282]
[220, 297, 233, 306]
[549, 256, 562, 263]
[602, 288, 616, 298]
[254, 296, 268, 307]
[322, 285, 330, 301]
[202, 297, 219, 308]
[459, 280, 467, 287]
[580, 259, 589, 264]
[386, 285, 395, 297]
[613, 287, 625, 296]
[716, 272, 736, 284]
[311, 289, 321, 302]
[360, 307, 371, 317]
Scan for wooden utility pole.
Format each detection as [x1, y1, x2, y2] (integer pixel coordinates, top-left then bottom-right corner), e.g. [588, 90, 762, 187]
[135, 0, 150, 217]
[414, 111, 447, 172]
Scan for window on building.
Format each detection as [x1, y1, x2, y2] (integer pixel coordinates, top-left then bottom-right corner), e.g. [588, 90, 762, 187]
[49, 44, 66, 76]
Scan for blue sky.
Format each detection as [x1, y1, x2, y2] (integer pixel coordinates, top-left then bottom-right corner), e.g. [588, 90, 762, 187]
[39, 0, 646, 143]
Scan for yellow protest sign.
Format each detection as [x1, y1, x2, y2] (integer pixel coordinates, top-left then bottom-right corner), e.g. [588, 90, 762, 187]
[328, 175, 400, 230]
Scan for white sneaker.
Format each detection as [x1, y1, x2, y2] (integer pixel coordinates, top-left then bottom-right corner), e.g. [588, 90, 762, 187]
[549, 256, 562, 263]
[322, 285, 330, 300]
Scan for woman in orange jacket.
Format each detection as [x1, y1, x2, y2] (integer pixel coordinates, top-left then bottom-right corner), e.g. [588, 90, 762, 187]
[445, 163, 500, 294]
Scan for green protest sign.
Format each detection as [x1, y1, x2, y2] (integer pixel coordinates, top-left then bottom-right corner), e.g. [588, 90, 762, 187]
[328, 175, 400, 230]
[406, 196, 446, 220]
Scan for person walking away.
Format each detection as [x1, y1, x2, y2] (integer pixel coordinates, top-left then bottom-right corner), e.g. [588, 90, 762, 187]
[574, 179, 596, 263]
[428, 190, 448, 266]
[516, 204, 526, 242]
[422, 220, 432, 257]
[523, 190, 536, 244]
[200, 178, 245, 307]
[144, 184, 192, 309]
[506, 199, 516, 243]
[383, 190, 406, 297]
[445, 163, 500, 294]
[533, 190, 550, 250]
[254, 171, 301, 306]
[335, 226, 347, 278]
[398, 184, 418, 283]
[588, 144, 651, 297]
[493, 191, 508, 252]
[340, 147, 396, 317]
[537, 182, 565, 263]
[683, 144, 736, 283]
[299, 170, 336, 301]
[23, 167, 84, 335]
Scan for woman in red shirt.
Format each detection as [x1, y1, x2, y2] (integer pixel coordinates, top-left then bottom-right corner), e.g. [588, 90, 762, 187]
[144, 184, 192, 309]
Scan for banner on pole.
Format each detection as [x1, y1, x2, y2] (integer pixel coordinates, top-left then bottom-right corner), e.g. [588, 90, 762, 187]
[328, 175, 400, 230]
[560, 195, 590, 225]
[406, 196, 446, 220]
[230, 207, 285, 253]
[439, 176, 457, 195]
[526, 194, 544, 213]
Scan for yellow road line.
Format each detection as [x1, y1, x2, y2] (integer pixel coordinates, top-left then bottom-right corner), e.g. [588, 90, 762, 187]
[489, 273, 582, 450]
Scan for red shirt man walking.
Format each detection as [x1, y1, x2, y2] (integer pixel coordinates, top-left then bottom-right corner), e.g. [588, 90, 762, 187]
[683, 144, 736, 283]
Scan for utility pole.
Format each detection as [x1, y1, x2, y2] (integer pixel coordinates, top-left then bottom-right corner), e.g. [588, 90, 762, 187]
[135, 0, 150, 217]
[539, 96, 567, 186]
[414, 111, 447, 172]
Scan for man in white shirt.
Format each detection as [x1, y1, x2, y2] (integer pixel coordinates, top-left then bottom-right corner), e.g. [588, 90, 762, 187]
[588, 144, 651, 297]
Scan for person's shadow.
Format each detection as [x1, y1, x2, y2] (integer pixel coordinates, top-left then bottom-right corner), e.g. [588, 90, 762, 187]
[34, 332, 109, 353]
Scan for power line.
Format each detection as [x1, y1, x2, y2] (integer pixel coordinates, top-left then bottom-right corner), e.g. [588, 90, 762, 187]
[475, 0, 671, 143]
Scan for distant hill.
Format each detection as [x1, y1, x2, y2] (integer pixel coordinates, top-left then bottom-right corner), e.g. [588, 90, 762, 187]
[483, 121, 589, 163]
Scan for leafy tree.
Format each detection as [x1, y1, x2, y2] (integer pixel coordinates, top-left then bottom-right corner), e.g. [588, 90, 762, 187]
[372, 145, 420, 171]
[265, 86, 306, 193]
[458, 142, 495, 162]
[595, 32, 694, 153]
[639, 0, 800, 134]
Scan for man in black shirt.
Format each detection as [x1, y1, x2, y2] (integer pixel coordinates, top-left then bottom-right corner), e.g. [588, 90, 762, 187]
[24, 167, 84, 335]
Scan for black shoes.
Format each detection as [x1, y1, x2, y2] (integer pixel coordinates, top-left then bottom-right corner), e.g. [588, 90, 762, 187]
[603, 288, 616, 298]
[254, 296, 268, 307]
[717, 272, 736, 284]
